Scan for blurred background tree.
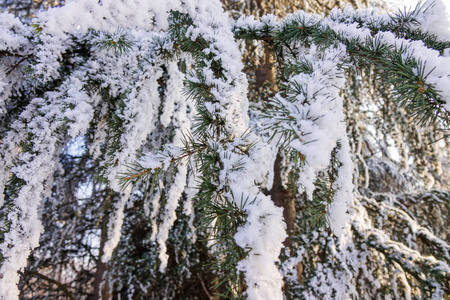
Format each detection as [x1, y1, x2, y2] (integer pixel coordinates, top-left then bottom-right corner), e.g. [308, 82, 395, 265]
[0, 0, 64, 19]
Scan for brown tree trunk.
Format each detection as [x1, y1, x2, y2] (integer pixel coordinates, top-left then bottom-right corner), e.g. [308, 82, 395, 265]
[93, 194, 113, 300]
[267, 154, 296, 247]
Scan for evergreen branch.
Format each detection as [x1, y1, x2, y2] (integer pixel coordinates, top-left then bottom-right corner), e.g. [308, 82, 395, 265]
[233, 9, 450, 128]
[168, 9, 284, 297]
[0, 51, 32, 58]
[120, 142, 207, 190]
[122, 168, 155, 182]
[5, 54, 33, 76]
[363, 229, 450, 293]
[93, 28, 135, 55]
[363, 195, 450, 262]
[327, 1, 450, 53]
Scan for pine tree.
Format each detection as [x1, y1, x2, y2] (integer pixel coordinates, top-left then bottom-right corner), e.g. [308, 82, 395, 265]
[0, 0, 449, 299]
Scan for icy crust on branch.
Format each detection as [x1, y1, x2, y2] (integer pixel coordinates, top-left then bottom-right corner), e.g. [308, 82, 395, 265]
[321, 18, 450, 113]
[281, 193, 449, 299]
[286, 46, 347, 197]
[186, 1, 287, 298]
[157, 161, 188, 272]
[135, 0, 287, 296]
[156, 63, 190, 272]
[203, 132, 286, 299]
[0, 13, 32, 114]
[328, 136, 354, 236]
[121, 61, 190, 271]
[0, 5, 187, 297]
[234, 193, 286, 300]
[105, 66, 163, 191]
[0, 1, 446, 299]
[0, 72, 94, 299]
[91, 31, 180, 261]
[324, 4, 450, 112]
[230, 149, 286, 300]
[235, 4, 450, 114]
[267, 45, 354, 235]
[0, 13, 30, 52]
[184, 2, 249, 135]
[404, 0, 450, 40]
[35, 0, 184, 35]
[363, 195, 450, 260]
[352, 198, 450, 298]
[328, 0, 450, 40]
[233, 13, 278, 38]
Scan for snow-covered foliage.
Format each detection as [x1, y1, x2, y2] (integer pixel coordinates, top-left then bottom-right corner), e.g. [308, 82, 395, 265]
[265, 44, 353, 235]
[0, 0, 449, 299]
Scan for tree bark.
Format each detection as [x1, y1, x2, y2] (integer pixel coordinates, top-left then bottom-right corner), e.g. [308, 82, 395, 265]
[93, 194, 113, 300]
[267, 154, 296, 247]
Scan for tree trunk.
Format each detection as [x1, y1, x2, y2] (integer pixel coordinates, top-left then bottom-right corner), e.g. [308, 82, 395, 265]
[93, 194, 113, 300]
[267, 154, 296, 247]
